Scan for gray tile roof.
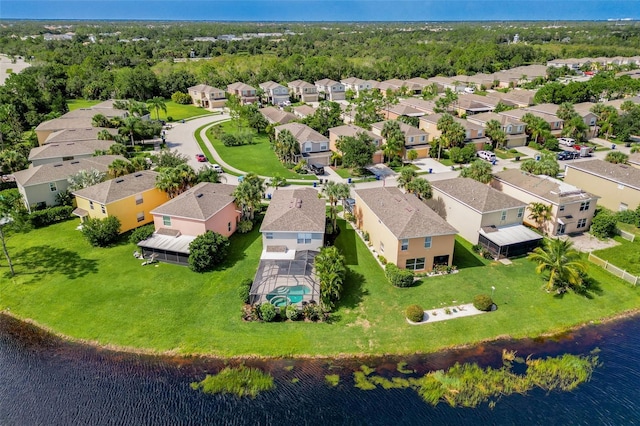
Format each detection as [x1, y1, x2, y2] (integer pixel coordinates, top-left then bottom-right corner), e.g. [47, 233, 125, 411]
[29, 139, 115, 161]
[150, 182, 236, 220]
[493, 169, 597, 204]
[565, 159, 640, 191]
[13, 155, 125, 187]
[259, 107, 297, 124]
[371, 121, 428, 138]
[45, 127, 117, 143]
[275, 122, 329, 144]
[260, 188, 326, 233]
[354, 187, 458, 239]
[72, 170, 160, 204]
[431, 177, 526, 213]
[329, 124, 379, 141]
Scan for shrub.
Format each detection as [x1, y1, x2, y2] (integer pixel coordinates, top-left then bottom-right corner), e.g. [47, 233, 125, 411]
[129, 223, 155, 244]
[285, 304, 299, 321]
[543, 137, 559, 151]
[221, 133, 240, 146]
[616, 209, 639, 226]
[405, 304, 424, 322]
[605, 151, 629, 164]
[166, 116, 173, 122]
[81, 216, 121, 247]
[238, 278, 253, 304]
[590, 210, 617, 239]
[259, 303, 277, 322]
[473, 294, 494, 311]
[29, 205, 73, 228]
[188, 231, 230, 272]
[344, 212, 355, 223]
[385, 263, 414, 288]
[237, 219, 254, 234]
[171, 91, 192, 105]
[377, 255, 387, 265]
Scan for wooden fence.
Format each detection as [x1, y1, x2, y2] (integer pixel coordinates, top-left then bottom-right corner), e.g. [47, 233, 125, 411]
[588, 253, 638, 286]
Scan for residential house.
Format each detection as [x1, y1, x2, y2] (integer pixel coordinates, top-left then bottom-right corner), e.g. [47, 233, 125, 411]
[274, 122, 331, 165]
[466, 112, 527, 148]
[259, 81, 290, 106]
[353, 187, 458, 271]
[250, 187, 326, 306]
[526, 102, 597, 135]
[259, 106, 297, 125]
[426, 76, 464, 93]
[499, 108, 564, 136]
[341, 77, 372, 97]
[13, 155, 124, 212]
[405, 77, 437, 95]
[187, 84, 227, 108]
[492, 169, 599, 236]
[287, 80, 319, 103]
[603, 96, 640, 113]
[226, 82, 258, 104]
[72, 170, 166, 233]
[314, 78, 346, 101]
[43, 127, 118, 145]
[428, 178, 541, 258]
[398, 98, 438, 115]
[292, 105, 317, 119]
[453, 73, 495, 90]
[486, 90, 537, 108]
[564, 159, 640, 212]
[138, 182, 240, 264]
[29, 139, 115, 166]
[370, 120, 430, 159]
[329, 124, 383, 164]
[455, 95, 496, 116]
[383, 103, 425, 120]
[419, 113, 488, 149]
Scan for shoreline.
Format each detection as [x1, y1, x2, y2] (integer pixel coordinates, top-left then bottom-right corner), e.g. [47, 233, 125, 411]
[3, 307, 640, 361]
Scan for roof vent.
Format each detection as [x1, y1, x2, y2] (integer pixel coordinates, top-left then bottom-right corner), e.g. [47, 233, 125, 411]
[53, 164, 62, 167]
[66, 143, 75, 145]
[115, 178, 124, 183]
[70, 161, 80, 164]
[134, 173, 143, 177]
[196, 193, 204, 198]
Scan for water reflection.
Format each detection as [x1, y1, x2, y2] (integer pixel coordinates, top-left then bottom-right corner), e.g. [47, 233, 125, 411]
[1, 314, 639, 425]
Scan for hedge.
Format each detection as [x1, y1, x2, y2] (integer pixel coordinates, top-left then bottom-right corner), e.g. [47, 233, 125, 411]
[29, 205, 74, 228]
[385, 263, 414, 288]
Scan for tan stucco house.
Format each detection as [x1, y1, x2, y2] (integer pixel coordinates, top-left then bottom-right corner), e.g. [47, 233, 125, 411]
[492, 169, 599, 236]
[274, 122, 331, 166]
[329, 124, 383, 164]
[564, 159, 640, 212]
[353, 187, 458, 271]
[187, 84, 227, 108]
[370, 120, 430, 159]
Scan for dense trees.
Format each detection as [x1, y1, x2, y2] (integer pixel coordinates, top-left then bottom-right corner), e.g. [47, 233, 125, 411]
[336, 133, 377, 174]
[381, 121, 405, 164]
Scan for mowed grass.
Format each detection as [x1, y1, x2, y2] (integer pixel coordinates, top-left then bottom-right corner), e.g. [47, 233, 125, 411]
[593, 236, 640, 276]
[1, 219, 638, 357]
[66, 99, 212, 122]
[67, 99, 101, 110]
[207, 121, 316, 180]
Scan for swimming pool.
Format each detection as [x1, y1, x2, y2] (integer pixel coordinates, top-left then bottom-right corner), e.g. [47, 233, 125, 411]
[266, 285, 312, 306]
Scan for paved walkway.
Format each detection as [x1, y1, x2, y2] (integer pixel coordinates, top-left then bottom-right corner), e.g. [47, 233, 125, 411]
[407, 303, 486, 325]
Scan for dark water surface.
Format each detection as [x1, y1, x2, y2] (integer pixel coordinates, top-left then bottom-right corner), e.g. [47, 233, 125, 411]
[2, 314, 640, 425]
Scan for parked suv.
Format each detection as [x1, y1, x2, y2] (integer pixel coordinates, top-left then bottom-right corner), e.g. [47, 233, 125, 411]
[558, 137, 575, 147]
[308, 163, 325, 175]
[477, 150, 497, 162]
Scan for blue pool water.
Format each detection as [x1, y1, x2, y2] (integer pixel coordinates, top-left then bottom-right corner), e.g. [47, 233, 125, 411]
[266, 285, 311, 305]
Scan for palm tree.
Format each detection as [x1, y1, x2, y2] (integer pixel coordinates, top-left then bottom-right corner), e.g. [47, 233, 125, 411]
[521, 113, 550, 145]
[147, 97, 167, 121]
[322, 181, 352, 231]
[437, 114, 466, 160]
[314, 246, 347, 310]
[275, 129, 299, 164]
[119, 116, 142, 147]
[405, 177, 432, 200]
[107, 159, 134, 178]
[528, 238, 587, 293]
[0, 150, 28, 174]
[459, 159, 493, 184]
[97, 129, 115, 140]
[528, 202, 552, 232]
[556, 102, 577, 122]
[396, 166, 417, 189]
[232, 173, 264, 221]
[91, 113, 109, 128]
[155, 169, 181, 199]
[381, 120, 405, 163]
[130, 157, 150, 171]
[485, 119, 507, 150]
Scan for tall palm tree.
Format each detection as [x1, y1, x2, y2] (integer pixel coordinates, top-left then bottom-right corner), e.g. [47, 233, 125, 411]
[119, 116, 142, 147]
[405, 177, 432, 200]
[108, 159, 134, 178]
[314, 246, 347, 310]
[396, 166, 417, 190]
[381, 120, 405, 163]
[322, 181, 352, 231]
[232, 173, 264, 221]
[485, 119, 507, 150]
[528, 238, 587, 293]
[147, 97, 167, 121]
[528, 202, 552, 232]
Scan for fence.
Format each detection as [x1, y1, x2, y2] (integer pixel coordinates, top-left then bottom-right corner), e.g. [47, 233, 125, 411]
[588, 252, 638, 286]
[616, 228, 636, 242]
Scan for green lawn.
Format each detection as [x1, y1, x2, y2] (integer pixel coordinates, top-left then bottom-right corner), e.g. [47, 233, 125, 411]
[207, 121, 317, 180]
[495, 148, 526, 160]
[66, 99, 212, 122]
[1, 218, 638, 357]
[67, 99, 101, 110]
[593, 236, 640, 276]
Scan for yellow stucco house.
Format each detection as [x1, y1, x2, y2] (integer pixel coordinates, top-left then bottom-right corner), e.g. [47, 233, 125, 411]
[72, 170, 167, 233]
[353, 187, 458, 271]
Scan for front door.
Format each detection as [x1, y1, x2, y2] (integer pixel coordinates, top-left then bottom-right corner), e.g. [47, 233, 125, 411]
[557, 223, 566, 235]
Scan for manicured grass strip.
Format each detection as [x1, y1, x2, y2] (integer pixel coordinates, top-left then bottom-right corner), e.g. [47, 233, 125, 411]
[593, 236, 640, 275]
[207, 121, 316, 180]
[193, 121, 240, 174]
[1, 219, 639, 357]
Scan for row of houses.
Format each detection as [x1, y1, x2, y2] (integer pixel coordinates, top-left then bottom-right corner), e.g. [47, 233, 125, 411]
[547, 56, 640, 71]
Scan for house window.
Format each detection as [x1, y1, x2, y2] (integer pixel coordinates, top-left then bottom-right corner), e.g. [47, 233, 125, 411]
[620, 203, 629, 212]
[559, 205, 565, 212]
[228, 222, 232, 232]
[49, 182, 58, 192]
[163, 216, 171, 226]
[101, 205, 106, 214]
[406, 257, 426, 271]
[137, 212, 145, 223]
[501, 210, 507, 221]
[424, 236, 432, 248]
[580, 201, 590, 211]
[506, 125, 512, 133]
[135, 194, 143, 205]
[401, 239, 409, 251]
[517, 207, 524, 218]
[380, 242, 385, 253]
[266, 232, 273, 240]
[320, 143, 328, 151]
[297, 233, 311, 244]
[577, 218, 587, 228]
[409, 136, 414, 143]
[305, 144, 312, 152]
[89, 201, 94, 210]
[420, 136, 425, 142]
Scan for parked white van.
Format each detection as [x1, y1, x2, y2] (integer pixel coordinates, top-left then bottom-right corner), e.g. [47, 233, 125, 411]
[477, 150, 497, 162]
[558, 137, 575, 147]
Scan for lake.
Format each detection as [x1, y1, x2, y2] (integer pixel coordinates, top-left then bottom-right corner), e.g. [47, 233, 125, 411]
[1, 313, 640, 425]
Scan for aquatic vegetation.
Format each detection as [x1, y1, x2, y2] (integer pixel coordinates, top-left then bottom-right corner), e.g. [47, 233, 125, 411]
[325, 374, 340, 387]
[397, 361, 415, 374]
[283, 365, 294, 372]
[290, 378, 300, 384]
[191, 365, 275, 398]
[352, 352, 600, 408]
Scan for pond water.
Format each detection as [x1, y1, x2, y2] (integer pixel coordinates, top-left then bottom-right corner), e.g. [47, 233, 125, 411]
[1, 314, 640, 425]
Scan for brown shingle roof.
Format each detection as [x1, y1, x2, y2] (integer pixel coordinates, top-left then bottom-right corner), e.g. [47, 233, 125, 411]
[150, 182, 236, 220]
[493, 169, 597, 204]
[260, 188, 326, 233]
[29, 140, 115, 161]
[259, 107, 297, 124]
[13, 155, 125, 187]
[354, 187, 457, 239]
[275, 123, 329, 144]
[72, 170, 160, 204]
[431, 177, 526, 213]
[45, 127, 117, 143]
[565, 159, 640, 191]
[329, 124, 379, 141]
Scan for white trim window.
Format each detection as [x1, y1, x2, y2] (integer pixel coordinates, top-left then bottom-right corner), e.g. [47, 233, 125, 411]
[424, 236, 432, 248]
[49, 182, 58, 192]
[136, 212, 145, 223]
[163, 216, 171, 226]
[406, 257, 426, 271]
[577, 218, 587, 228]
[297, 233, 311, 244]
[517, 207, 524, 218]
[266, 232, 273, 240]
[401, 239, 409, 251]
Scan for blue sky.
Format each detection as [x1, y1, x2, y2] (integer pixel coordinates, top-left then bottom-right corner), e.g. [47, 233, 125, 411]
[1, 1, 638, 21]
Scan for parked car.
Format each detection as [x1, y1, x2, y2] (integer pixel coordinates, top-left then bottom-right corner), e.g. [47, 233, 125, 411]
[210, 164, 223, 173]
[557, 150, 580, 161]
[195, 153, 207, 162]
[307, 163, 325, 175]
[477, 150, 497, 162]
[558, 137, 575, 147]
